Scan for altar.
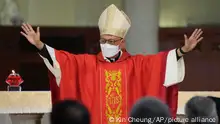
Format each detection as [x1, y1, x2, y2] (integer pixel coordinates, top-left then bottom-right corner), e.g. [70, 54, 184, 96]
[0, 91, 219, 124]
[0, 91, 51, 124]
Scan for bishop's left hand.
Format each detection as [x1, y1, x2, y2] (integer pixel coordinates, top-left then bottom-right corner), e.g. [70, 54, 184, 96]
[182, 29, 203, 52]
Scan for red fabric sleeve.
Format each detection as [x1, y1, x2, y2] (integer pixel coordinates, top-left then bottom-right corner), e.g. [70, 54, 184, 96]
[160, 51, 178, 117]
[144, 51, 179, 117]
[48, 71, 59, 104]
[48, 50, 85, 104]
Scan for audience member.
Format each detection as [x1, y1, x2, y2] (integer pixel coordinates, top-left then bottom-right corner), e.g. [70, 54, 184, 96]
[130, 97, 171, 124]
[207, 96, 220, 123]
[50, 100, 90, 124]
[185, 96, 218, 124]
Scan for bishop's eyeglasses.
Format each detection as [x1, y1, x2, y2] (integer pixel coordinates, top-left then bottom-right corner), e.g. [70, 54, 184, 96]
[99, 38, 123, 45]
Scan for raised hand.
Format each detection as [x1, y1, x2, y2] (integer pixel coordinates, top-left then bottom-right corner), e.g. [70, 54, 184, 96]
[20, 23, 44, 50]
[182, 29, 203, 52]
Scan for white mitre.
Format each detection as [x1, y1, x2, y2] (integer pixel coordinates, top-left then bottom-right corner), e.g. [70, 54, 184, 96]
[98, 4, 131, 38]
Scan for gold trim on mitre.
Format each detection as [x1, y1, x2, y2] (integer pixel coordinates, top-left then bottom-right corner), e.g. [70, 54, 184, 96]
[98, 4, 131, 38]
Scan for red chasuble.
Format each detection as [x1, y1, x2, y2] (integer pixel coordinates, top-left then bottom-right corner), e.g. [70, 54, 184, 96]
[48, 49, 178, 124]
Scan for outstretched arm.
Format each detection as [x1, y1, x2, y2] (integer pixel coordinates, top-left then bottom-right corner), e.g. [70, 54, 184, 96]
[164, 28, 204, 87]
[20, 23, 89, 103]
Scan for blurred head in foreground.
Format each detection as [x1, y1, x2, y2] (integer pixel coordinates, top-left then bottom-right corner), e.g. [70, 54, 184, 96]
[185, 96, 218, 124]
[51, 100, 90, 124]
[130, 97, 171, 124]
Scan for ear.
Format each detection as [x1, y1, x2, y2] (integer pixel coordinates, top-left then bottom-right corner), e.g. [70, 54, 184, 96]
[119, 39, 126, 49]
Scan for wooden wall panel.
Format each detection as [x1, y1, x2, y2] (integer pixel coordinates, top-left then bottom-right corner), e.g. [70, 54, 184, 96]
[159, 27, 220, 91]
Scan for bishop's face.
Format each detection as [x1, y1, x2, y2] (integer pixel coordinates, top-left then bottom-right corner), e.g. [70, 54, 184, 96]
[99, 34, 124, 58]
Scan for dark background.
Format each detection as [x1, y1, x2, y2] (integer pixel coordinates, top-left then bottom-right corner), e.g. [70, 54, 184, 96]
[0, 26, 219, 91]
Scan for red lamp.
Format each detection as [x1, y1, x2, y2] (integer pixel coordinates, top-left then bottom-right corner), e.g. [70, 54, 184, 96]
[5, 70, 23, 91]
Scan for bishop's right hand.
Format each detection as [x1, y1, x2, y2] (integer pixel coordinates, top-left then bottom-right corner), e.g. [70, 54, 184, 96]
[20, 23, 44, 50]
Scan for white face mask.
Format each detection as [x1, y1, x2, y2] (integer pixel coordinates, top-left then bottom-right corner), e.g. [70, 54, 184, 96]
[100, 43, 120, 58]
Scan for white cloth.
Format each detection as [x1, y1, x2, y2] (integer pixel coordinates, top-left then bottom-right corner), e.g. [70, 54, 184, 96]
[39, 45, 61, 85]
[164, 49, 185, 87]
